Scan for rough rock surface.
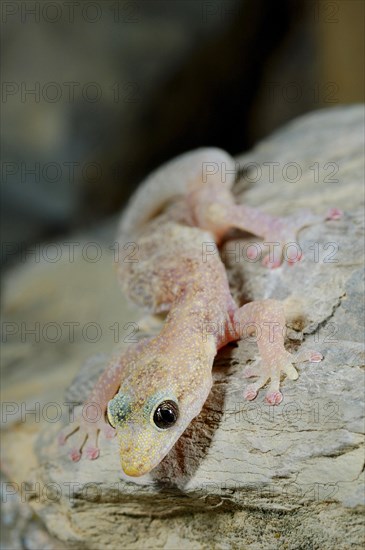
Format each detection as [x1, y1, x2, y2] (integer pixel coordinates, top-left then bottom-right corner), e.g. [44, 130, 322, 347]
[1, 106, 364, 549]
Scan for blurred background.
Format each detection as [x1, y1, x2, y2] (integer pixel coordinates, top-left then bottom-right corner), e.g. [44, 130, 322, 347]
[1, 0, 364, 266]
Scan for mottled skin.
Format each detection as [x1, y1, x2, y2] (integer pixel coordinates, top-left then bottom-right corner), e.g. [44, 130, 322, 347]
[60, 148, 342, 476]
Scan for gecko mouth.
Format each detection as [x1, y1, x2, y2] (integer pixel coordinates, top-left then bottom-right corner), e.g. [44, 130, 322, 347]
[120, 445, 170, 476]
[120, 437, 178, 477]
[122, 463, 149, 477]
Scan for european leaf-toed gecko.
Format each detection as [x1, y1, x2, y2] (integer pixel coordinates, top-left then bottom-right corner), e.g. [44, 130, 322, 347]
[60, 148, 342, 476]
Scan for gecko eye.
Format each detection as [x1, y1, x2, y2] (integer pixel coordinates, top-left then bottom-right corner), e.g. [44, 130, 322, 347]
[153, 400, 179, 429]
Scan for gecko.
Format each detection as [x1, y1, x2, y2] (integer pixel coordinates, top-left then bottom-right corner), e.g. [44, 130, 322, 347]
[59, 148, 342, 477]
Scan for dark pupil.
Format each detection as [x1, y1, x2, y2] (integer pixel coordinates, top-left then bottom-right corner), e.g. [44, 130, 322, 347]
[153, 400, 179, 429]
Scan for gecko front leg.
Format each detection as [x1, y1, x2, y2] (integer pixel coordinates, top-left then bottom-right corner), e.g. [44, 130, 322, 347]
[59, 338, 151, 461]
[233, 300, 322, 404]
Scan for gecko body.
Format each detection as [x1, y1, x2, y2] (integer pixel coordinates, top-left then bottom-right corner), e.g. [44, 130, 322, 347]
[61, 148, 341, 476]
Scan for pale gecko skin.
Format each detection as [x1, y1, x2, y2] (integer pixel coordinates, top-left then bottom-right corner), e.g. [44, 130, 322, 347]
[60, 148, 342, 476]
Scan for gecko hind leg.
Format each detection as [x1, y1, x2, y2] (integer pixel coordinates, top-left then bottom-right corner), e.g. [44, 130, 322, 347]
[193, 191, 343, 268]
[260, 207, 343, 268]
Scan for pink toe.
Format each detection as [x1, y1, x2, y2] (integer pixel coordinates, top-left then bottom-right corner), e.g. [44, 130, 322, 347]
[247, 247, 259, 259]
[70, 448, 81, 462]
[244, 388, 258, 401]
[310, 352, 323, 363]
[288, 252, 303, 266]
[262, 256, 281, 269]
[265, 391, 283, 405]
[326, 208, 343, 220]
[85, 446, 100, 460]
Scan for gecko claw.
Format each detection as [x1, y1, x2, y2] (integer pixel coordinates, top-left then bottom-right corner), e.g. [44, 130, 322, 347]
[244, 387, 258, 401]
[246, 247, 258, 260]
[265, 391, 283, 405]
[288, 251, 303, 266]
[85, 446, 100, 460]
[326, 207, 343, 220]
[309, 351, 323, 363]
[262, 255, 281, 269]
[70, 448, 82, 462]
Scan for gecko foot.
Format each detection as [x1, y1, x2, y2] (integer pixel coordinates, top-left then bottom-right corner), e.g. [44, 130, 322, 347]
[243, 370, 284, 405]
[243, 376, 284, 405]
[59, 403, 114, 461]
[261, 207, 343, 267]
[259, 209, 315, 268]
[242, 347, 323, 404]
[65, 427, 99, 462]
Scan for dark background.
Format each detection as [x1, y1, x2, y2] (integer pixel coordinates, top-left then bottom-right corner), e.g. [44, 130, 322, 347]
[1, 0, 364, 266]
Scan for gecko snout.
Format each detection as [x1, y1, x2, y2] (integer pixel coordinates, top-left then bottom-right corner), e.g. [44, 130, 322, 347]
[122, 462, 147, 477]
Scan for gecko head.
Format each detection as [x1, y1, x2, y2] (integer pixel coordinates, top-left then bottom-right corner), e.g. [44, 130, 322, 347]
[106, 358, 212, 477]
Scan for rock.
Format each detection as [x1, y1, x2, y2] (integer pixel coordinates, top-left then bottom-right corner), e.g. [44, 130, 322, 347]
[1, 106, 364, 549]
